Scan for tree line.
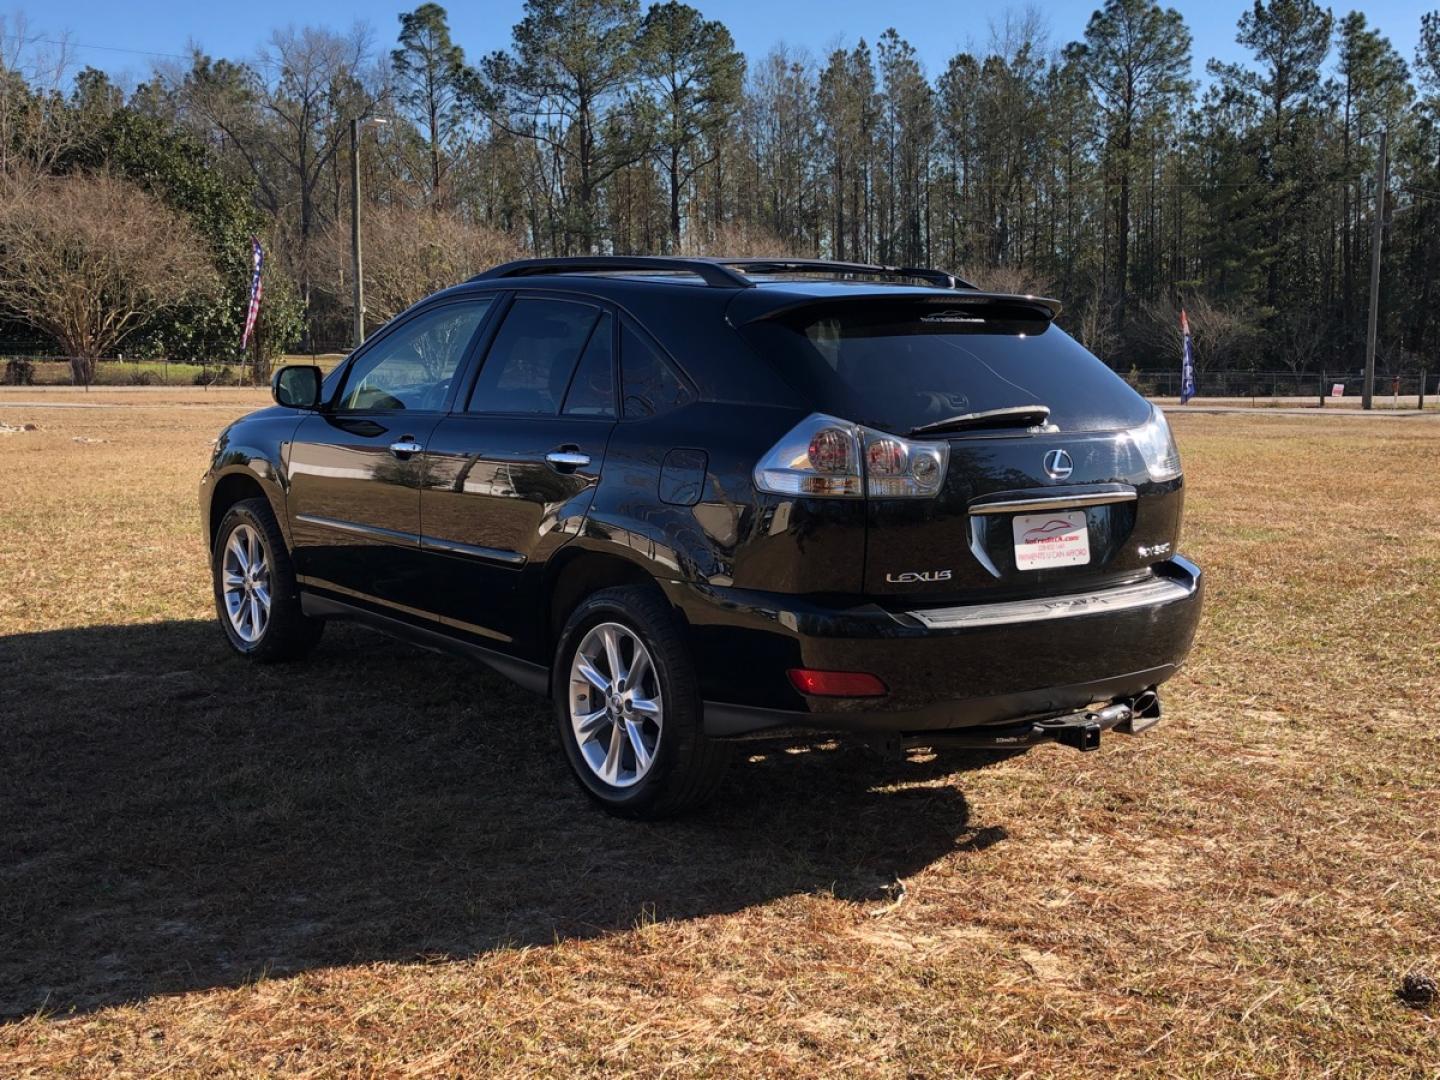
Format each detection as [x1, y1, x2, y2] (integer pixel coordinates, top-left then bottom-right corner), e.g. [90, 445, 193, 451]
[0, 0, 1437, 381]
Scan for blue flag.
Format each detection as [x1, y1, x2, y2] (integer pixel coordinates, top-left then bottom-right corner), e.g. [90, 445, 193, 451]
[1179, 308, 1196, 404]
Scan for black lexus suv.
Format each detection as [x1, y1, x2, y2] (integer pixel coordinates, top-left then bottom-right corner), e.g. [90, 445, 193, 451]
[201, 257, 1202, 817]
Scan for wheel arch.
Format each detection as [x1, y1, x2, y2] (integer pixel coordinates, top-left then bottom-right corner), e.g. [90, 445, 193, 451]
[543, 545, 677, 654]
[206, 466, 288, 557]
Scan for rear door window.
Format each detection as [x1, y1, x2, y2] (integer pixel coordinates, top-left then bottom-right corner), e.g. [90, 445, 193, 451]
[468, 298, 603, 415]
[739, 299, 1149, 434]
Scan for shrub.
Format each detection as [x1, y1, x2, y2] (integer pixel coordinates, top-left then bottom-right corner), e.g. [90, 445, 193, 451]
[3, 358, 36, 385]
[125, 369, 161, 386]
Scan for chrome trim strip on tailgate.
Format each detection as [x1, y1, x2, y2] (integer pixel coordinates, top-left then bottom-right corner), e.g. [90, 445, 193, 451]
[909, 575, 1194, 630]
[968, 489, 1137, 515]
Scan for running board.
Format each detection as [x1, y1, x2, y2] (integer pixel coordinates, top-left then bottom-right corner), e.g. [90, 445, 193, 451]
[300, 590, 550, 695]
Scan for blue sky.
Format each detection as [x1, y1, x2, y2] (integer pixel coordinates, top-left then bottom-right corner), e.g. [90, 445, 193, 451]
[10, 0, 1435, 86]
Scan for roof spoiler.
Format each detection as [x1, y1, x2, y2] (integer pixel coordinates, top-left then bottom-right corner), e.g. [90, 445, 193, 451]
[745, 290, 1064, 323]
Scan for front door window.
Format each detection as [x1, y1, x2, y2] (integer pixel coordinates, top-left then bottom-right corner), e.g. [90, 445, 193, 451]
[338, 301, 492, 413]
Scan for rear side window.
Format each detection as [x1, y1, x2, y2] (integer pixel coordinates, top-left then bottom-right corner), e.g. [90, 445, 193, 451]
[468, 298, 601, 415]
[621, 322, 691, 418]
[562, 312, 615, 417]
[739, 300, 1150, 435]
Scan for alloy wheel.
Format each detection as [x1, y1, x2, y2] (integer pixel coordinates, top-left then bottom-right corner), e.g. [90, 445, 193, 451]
[568, 621, 663, 788]
[221, 523, 272, 644]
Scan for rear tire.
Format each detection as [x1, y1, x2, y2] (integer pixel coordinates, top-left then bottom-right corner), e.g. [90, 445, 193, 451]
[212, 498, 324, 662]
[552, 586, 730, 818]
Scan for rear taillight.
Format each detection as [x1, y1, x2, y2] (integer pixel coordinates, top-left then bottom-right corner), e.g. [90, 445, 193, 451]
[754, 413, 948, 499]
[1127, 406, 1182, 482]
[805, 427, 858, 484]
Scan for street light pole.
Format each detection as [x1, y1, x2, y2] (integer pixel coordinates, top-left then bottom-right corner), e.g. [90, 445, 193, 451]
[1362, 127, 1388, 411]
[350, 117, 365, 350]
[350, 116, 389, 350]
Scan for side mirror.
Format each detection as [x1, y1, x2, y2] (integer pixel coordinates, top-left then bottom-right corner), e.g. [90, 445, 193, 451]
[272, 364, 323, 409]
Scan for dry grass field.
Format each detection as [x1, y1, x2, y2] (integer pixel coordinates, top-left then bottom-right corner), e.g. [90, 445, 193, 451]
[1, 390, 1437, 1076]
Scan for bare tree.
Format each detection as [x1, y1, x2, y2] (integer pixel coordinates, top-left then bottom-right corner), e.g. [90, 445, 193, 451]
[1275, 310, 1327, 377]
[1073, 296, 1120, 362]
[0, 172, 216, 383]
[1134, 295, 1256, 375]
[315, 202, 521, 336]
[958, 262, 1054, 298]
[0, 14, 76, 176]
[328, 204, 518, 377]
[690, 217, 799, 256]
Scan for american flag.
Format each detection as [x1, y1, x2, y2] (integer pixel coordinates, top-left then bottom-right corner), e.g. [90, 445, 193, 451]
[240, 237, 264, 349]
[1179, 307, 1196, 404]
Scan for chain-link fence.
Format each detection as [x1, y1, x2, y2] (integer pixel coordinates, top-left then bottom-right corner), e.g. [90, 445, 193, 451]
[1131, 369, 1438, 404]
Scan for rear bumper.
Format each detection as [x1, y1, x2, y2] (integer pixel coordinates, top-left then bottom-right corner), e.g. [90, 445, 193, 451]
[661, 556, 1203, 737]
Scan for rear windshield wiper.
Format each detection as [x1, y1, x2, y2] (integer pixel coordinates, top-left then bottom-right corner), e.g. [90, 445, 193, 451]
[908, 405, 1052, 437]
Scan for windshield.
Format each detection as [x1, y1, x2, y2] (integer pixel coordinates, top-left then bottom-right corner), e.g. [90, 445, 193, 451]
[740, 300, 1150, 435]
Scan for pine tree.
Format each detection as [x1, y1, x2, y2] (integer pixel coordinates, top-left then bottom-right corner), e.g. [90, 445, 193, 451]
[391, 3, 480, 208]
[637, 2, 743, 252]
[484, 0, 649, 253]
[1065, 0, 1192, 323]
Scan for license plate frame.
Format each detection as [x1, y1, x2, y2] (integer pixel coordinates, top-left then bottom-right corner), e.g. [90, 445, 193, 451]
[1012, 510, 1091, 570]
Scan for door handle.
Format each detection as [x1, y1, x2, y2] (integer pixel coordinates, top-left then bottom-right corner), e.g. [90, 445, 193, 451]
[545, 450, 591, 470]
[389, 439, 424, 458]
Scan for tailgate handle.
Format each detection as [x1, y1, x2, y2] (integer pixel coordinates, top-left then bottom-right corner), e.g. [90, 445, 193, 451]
[969, 488, 1136, 515]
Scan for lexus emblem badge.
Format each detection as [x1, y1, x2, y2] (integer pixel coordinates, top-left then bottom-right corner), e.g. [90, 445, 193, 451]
[1043, 449, 1074, 481]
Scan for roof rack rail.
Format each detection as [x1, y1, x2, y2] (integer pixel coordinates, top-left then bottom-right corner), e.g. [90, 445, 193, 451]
[472, 256, 977, 291]
[472, 256, 754, 289]
[717, 258, 975, 290]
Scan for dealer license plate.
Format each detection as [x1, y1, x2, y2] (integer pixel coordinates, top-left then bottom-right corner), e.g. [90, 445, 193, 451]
[1012, 510, 1090, 570]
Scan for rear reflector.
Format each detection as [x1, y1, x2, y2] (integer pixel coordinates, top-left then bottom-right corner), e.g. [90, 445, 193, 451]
[787, 668, 888, 697]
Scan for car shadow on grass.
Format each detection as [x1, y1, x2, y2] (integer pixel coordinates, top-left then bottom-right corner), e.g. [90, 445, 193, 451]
[0, 618, 1009, 1019]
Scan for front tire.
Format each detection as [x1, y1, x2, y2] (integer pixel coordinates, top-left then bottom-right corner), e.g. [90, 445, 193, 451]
[553, 587, 730, 818]
[212, 498, 323, 662]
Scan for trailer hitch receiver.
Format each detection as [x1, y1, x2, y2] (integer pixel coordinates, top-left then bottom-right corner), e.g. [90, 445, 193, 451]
[1056, 719, 1103, 751]
[896, 690, 1163, 754]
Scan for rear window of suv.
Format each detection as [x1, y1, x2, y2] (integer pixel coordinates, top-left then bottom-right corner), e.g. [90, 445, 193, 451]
[739, 298, 1150, 435]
